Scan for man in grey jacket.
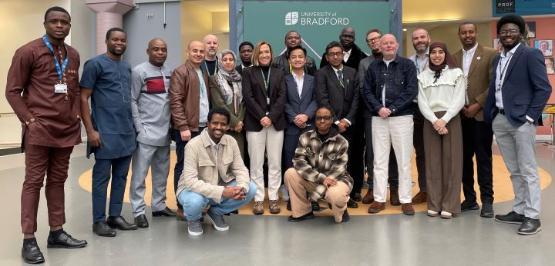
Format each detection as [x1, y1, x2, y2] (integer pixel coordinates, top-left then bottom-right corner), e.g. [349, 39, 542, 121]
[130, 38, 176, 228]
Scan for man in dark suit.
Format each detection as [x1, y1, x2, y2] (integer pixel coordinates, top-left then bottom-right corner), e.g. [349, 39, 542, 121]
[320, 27, 367, 70]
[452, 22, 497, 218]
[484, 14, 552, 235]
[236, 41, 253, 74]
[273, 31, 317, 76]
[316, 41, 362, 208]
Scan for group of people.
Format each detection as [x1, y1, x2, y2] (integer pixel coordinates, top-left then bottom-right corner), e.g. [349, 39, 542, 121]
[5, 6, 552, 264]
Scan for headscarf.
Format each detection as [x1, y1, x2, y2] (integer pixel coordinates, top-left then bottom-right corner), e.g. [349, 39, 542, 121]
[428, 42, 456, 83]
[215, 50, 243, 112]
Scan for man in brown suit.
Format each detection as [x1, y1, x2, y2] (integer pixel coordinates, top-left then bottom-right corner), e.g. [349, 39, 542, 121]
[452, 22, 497, 218]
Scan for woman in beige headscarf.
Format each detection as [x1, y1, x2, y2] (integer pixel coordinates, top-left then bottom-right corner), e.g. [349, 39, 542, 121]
[209, 49, 246, 158]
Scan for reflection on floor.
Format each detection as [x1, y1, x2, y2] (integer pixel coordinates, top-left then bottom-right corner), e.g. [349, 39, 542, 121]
[0, 143, 554, 265]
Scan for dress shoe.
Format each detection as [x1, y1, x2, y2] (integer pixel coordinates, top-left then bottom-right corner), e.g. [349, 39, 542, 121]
[286, 200, 292, 211]
[362, 189, 374, 204]
[288, 211, 315, 222]
[253, 201, 264, 215]
[461, 201, 480, 212]
[107, 216, 138, 230]
[311, 201, 321, 211]
[351, 193, 362, 202]
[518, 218, 541, 235]
[176, 208, 186, 221]
[401, 203, 415, 216]
[152, 207, 176, 217]
[390, 189, 400, 206]
[368, 201, 386, 214]
[22, 238, 45, 264]
[134, 214, 149, 228]
[336, 209, 350, 223]
[269, 200, 281, 214]
[47, 230, 87, 248]
[480, 204, 494, 218]
[93, 222, 116, 237]
[412, 191, 427, 204]
[495, 211, 525, 224]
[347, 199, 358, 208]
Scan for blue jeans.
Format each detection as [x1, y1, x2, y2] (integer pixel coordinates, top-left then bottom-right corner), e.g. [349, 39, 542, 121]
[172, 128, 203, 210]
[92, 155, 132, 223]
[178, 181, 256, 221]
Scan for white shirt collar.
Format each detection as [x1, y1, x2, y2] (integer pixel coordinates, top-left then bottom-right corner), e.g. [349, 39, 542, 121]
[501, 43, 521, 58]
[463, 43, 478, 55]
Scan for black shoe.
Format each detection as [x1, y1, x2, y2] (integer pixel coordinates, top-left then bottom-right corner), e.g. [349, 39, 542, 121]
[480, 204, 494, 218]
[351, 193, 362, 202]
[152, 207, 176, 217]
[107, 216, 138, 230]
[22, 238, 45, 264]
[93, 221, 116, 237]
[461, 201, 479, 211]
[286, 200, 292, 211]
[134, 214, 149, 228]
[47, 230, 87, 248]
[518, 218, 542, 235]
[347, 199, 358, 208]
[340, 209, 350, 223]
[311, 201, 320, 211]
[495, 211, 525, 224]
[288, 211, 315, 222]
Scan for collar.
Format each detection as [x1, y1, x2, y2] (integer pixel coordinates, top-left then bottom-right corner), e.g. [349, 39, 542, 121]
[501, 43, 521, 58]
[292, 71, 305, 80]
[308, 127, 339, 143]
[200, 129, 227, 148]
[463, 43, 478, 54]
[332, 65, 344, 72]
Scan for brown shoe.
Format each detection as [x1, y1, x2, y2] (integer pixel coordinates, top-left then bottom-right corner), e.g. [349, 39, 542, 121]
[253, 201, 264, 215]
[390, 189, 400, 206]
[367, 201, 386, 214]
[412, 191, 427, 204]
[269, 200, 281, 214]
[176, 208, 185, 221]
[362, 189, 374, 204]
[401, 203, 415, 215]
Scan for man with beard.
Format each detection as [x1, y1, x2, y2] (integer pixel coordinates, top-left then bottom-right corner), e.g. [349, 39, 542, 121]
[408, 28, 431, 204]
[6, 6, 87, 264]
[358, 29, 400, 205]
[485, 14, 551, 235]
[452, 22, 497, 218]
[236, 41, 254, 74]
[129, 38, 176, 229]
[202, 34, 219, 76]
[320, 27, 367, 70]
[272, 30, 317, 75]
[81, 28, 138, 237]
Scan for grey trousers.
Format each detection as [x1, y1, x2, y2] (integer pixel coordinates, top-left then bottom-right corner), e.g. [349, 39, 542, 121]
[130, 142, 170, 216]
[492, 114, 541, 219]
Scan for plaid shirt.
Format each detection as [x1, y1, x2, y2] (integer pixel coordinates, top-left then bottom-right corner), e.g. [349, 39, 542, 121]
[293, 128, 353, 195]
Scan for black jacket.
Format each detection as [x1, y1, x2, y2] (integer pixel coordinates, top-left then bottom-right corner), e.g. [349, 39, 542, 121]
[272, 53, 318, 76]
[315, 65, 359, 124]
[320, 44, 367, 70]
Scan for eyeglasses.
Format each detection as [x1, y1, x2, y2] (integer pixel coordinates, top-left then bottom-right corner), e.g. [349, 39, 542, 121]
[327, 52, 343, 57]
[499, 29, 520, 36]
[315, 116, 332, 121]
[366, 37, 380, 43]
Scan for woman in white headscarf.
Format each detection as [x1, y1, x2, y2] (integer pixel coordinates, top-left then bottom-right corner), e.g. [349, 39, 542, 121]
[209, 49, 246, 158]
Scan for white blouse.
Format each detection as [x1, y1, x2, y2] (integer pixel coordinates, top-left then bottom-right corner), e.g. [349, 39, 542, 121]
[417, 67, 466, 123]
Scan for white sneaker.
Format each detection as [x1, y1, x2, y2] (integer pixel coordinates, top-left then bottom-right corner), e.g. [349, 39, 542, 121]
[427, 210, 439, 217]
[440, 211, 453, 219]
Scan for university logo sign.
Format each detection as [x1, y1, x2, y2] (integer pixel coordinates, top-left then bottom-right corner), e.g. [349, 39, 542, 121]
[285, 12, 299, 25]
[496, 0, 516, 13]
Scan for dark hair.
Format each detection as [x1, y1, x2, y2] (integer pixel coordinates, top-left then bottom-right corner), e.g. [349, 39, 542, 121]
[106, 27, 126, 41]
[239, 41, 254, 50]
[208, 107, 230, 124]
[44, 6, 70, 22]
[287, 46, 307, 59]
[284, 30, 301, 41]
[497, 14, 526, 35]
[458, 21, 477, 32]
[366, 28, 382, 38]
[325, 41, 343, 55]
[316, 105, 335, 118]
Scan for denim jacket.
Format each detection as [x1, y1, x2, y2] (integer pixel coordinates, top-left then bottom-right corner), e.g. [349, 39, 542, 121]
[362, 55, 418, 116]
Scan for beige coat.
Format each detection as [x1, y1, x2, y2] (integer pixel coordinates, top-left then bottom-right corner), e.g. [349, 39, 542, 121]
[452, 44, 497, 121]
[176, 129, 250, 203]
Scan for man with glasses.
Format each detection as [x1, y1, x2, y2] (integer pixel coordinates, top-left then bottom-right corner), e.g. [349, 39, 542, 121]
[273, 30, 317, 75]
[320, 27, 367, 70]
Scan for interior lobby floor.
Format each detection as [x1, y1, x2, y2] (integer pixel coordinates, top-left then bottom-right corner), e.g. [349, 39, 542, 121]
[1, 143, 554, 265]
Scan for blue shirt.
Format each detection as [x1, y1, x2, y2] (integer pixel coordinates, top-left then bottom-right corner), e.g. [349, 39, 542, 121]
[80, 54, 136, 159]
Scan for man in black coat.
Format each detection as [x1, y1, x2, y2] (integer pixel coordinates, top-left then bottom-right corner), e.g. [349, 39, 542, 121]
[320, 27, 367, 70]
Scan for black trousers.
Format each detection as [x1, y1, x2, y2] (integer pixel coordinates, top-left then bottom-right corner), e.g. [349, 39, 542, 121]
[413, 105, 427, 192]
[461, 116, 494, 204]
[342, 118, 366, 196]
[364, 115, 399, 189]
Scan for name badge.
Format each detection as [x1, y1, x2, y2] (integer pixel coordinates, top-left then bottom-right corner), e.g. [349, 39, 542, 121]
[54, 83, 68, 94]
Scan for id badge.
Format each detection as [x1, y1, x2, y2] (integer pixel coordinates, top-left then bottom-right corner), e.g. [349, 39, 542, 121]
[54, 83, 68, 94]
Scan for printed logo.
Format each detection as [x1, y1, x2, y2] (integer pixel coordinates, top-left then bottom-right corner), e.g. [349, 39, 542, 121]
[285, 12, 299, 25]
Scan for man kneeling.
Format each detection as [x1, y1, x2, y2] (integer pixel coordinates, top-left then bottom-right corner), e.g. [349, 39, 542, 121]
[176, 107, 256, 236]
[285, 106, 352, 223]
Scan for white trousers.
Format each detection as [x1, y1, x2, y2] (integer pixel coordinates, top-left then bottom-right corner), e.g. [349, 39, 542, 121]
[247, 126, 284, 201]
[372, 115, 414, 203]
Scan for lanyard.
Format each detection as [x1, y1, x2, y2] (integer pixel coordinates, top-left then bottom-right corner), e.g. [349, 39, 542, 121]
[261, 67, 271, 91]
[497, 53, 513, 90]
[42, 35, 69, 82]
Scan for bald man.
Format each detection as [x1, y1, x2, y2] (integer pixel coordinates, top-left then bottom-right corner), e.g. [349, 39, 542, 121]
[129, 38, 176, 228]
[202, 34, 219, 76]
[169, 41, 210, 219]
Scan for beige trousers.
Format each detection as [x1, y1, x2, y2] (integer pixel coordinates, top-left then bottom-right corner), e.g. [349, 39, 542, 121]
[284, 168, 351, 222]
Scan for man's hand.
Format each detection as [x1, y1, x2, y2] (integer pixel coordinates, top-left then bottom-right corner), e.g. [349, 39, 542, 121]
[378, 107, 391, 118]
[323, 177, 337, 187]
[234, 121, 244, 132]
[463, 103, 481, 118]
[223, 186, 245, 200]
[294, 114, 309, 128]
[87, 130, 102, 147]
[260, 116, 272, 127]
[180, 130, 192, 141]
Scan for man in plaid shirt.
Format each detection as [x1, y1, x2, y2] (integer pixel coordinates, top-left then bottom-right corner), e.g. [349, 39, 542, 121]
[284, 106, 353, 223]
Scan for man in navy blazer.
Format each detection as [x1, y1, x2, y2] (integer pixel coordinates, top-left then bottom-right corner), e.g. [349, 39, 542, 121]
[485, 14, 552, 235]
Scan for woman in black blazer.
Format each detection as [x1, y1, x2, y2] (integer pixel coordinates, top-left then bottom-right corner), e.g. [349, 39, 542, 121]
[242, 41, 287, 215]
